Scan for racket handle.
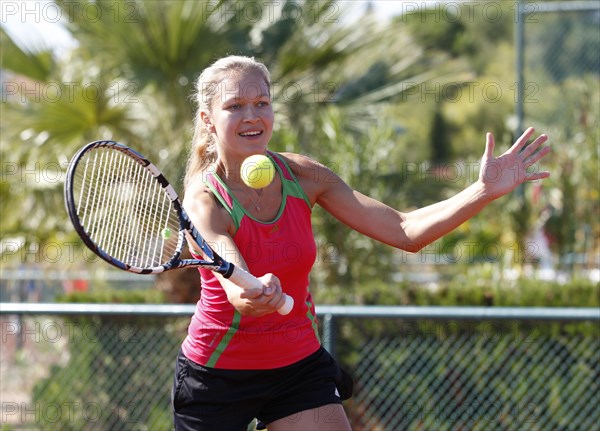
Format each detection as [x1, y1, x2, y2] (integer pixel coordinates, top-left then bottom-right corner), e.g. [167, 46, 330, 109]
[279, 295, 294, 316]
[228, 265, 294, 315]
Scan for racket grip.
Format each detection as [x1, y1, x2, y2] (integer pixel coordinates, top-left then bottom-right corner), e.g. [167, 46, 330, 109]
[228, 265, 294, 315]
[278, 294, 294, 315]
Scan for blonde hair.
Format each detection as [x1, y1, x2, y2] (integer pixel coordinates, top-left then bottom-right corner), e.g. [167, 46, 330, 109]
[184, 55, 271, 189]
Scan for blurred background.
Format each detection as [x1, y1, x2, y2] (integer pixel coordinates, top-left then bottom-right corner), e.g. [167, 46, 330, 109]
[1, 1, 599, 430]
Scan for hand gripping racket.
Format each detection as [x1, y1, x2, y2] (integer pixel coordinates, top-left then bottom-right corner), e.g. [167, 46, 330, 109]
[64, 140, 294, 315]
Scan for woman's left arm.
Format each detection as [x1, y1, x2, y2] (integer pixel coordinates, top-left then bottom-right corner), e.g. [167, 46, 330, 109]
[313, 128, 550, 252]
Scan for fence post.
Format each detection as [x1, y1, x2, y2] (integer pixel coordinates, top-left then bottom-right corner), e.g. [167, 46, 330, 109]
[322, 313, 337, 359]
[515, 0, 525, 136]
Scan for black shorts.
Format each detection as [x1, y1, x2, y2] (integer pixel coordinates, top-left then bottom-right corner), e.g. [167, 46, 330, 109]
[171, 346, 348, 431]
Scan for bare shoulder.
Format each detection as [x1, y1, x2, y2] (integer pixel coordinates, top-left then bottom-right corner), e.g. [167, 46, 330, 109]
[276, 152, 344, 205]
[182, 177, 235, 236]
[275, 152, 318, 173]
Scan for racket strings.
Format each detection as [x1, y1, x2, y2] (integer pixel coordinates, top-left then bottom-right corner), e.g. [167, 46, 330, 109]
[74, 147, 180, 268]
[96, 150, 122, 254]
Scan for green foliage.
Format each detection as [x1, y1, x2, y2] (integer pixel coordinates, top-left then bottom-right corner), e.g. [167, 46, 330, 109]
[30, 288, 180, 431]
[0, 27, 55, 81]
[530, 12, 600, 82]
[58, 287, 165, 304]
[526, 74, 600, 265]
[1, 0, 597, 299]
[347, 328, 598, 430]
[30, 315, 181, 431]
[400, 8, 467, 56]
[316, 266, 599, 309]
[305, 105, 402, 290]
[430, 104, 453, 162]
[55, 0, 232, 89]
[331, 276, 599, 430]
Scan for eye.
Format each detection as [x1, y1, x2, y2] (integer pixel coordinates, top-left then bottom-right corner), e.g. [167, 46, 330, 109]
[257, 100, 270, 107]
[227, 103, 241, 110]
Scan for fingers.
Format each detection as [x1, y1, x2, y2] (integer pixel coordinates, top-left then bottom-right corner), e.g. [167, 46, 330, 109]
[264, 291, 286, 311]
[520, 133, 551, 181]
[493, 127, 551, 180]
[255, 274, 286, 312]
[237, 273, 280, 300]
[526, 170, 551, 181]
[260, 273, 281, 296]
[482, 132, 495, 161]
[524, 142, 550, 168]
[507, 127, 536, 154]
[522, 134, 549, 162]
[231, 273, 286, 316]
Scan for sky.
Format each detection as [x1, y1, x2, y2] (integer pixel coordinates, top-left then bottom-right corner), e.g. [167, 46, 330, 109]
[1, 1, 448, 55]
[2, 0, 77, 52]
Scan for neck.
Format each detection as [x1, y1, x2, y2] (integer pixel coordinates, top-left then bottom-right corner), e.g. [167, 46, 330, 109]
[213, 158, 242, 185]
[214, 151, 270, 186]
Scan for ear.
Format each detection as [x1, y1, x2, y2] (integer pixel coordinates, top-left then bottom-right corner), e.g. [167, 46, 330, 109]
[200, 112, 215, 133]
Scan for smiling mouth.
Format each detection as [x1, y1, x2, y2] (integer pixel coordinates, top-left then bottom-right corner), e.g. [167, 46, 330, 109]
[239, 130, 263, 137]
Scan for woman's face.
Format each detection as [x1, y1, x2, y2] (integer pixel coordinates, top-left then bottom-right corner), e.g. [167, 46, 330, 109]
[202, 70, 274, 159]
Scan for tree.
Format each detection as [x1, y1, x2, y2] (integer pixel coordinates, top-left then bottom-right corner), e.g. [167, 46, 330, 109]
[1, 1, 248, 299]
[3, 0, 467, 302]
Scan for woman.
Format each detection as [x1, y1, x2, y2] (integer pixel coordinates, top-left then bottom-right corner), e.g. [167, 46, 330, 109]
[171, 55, 550, 431]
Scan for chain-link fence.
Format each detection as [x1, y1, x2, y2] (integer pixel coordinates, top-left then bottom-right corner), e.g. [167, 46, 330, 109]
[516, 0, 599, 138]
[516, 0, 600, 269]
[1, 304, 598, 431]
[521, 1, 599, 85]
[1, 307, 186, 431]
[1, 3, 598, 431]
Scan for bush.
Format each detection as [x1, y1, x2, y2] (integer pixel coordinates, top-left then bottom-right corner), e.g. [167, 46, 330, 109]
[30, 288, 182, 431]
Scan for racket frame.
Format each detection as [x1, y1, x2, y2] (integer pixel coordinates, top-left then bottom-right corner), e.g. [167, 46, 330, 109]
[64, 141, 293, 315]
[65, 141, 234, 276]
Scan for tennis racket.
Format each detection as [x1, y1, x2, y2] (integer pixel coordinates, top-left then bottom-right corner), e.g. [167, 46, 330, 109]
[64, 140, 294, 315]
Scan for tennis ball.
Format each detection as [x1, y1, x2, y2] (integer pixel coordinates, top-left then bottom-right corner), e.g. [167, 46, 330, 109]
[240, 155, 275, 189]
[161, 228, 172, 240]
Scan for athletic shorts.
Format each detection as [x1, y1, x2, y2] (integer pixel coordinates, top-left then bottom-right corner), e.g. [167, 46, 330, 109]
[171, 346, 348, 431]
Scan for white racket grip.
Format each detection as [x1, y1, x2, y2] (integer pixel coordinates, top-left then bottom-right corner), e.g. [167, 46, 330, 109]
[229, 265, 294, 315]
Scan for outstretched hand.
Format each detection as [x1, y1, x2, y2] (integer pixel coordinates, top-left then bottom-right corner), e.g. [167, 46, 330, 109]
[479, 127, 550, 201]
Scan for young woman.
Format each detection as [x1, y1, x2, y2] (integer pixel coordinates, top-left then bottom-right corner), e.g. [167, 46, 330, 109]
[171, 56, 550, 431]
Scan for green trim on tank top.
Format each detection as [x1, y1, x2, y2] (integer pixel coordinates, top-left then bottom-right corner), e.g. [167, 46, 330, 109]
[206, 152, 312, 232]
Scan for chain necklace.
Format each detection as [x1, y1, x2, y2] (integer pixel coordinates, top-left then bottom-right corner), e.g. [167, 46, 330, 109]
[250, 189, 264, 211]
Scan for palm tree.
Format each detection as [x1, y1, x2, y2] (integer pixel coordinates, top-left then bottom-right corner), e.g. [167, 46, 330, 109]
[1, 1, 248, 300]
[2, 0, 471, 302]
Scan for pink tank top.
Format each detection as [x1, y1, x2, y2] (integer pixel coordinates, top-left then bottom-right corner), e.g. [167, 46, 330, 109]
[181, 152, 321, 369]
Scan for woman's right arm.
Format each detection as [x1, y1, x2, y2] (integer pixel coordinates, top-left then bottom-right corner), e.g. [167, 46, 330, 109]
[182, 182, 286, 316]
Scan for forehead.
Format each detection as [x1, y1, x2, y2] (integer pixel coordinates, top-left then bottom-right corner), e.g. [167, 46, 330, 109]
[217, 70, 270, 102]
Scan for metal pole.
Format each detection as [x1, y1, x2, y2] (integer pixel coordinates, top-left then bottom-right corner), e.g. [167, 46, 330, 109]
[322, 313, 337, 359]
[515, 0, 525, 136]
[2, 303, 598, 322]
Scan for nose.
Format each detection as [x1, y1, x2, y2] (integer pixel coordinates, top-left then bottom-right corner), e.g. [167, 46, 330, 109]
[242, 105, 259, 123]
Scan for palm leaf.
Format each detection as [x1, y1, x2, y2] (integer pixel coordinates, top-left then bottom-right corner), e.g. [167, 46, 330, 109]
[0, 26, 55, 81]
[55, 0, 232, 88]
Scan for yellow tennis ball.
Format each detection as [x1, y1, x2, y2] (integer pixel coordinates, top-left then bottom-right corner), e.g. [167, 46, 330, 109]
[240, 155, 275, 189]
